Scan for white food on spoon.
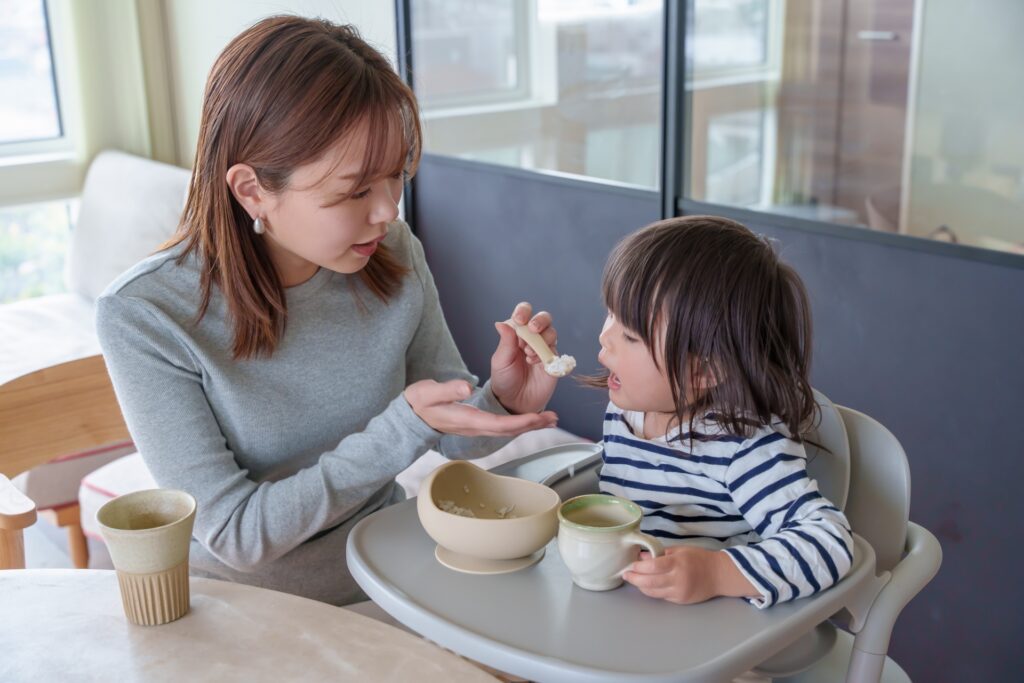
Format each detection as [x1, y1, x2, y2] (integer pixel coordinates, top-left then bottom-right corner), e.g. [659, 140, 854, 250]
[504, 319, 577, 378]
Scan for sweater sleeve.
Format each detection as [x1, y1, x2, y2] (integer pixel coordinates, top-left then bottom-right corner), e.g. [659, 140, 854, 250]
[721, 431, 854, 608]
[96, 293, 442, 573]
[400, 222, 512, 460]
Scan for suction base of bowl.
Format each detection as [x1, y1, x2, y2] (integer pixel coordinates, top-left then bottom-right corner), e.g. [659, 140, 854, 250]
[434, 545, 545, 575]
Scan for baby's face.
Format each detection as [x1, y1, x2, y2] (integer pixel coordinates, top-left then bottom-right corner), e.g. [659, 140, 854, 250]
[597, 313, 674, 415]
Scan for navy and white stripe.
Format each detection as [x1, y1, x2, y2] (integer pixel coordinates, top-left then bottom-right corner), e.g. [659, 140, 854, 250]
[598, 403, 853, 608]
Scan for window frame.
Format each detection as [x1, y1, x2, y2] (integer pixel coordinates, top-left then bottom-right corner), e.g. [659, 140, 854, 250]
[0, 0, 83, 207]
[0, 0, 78, 162]
[412, 0, 533, 114]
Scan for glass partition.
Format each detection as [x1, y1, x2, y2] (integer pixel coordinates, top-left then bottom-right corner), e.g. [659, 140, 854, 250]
[683, 0, 1024, 256]
[411, 0, 665, 189]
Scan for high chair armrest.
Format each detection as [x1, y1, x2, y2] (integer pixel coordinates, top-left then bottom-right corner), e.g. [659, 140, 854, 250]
[847, 522, 943, 682]
[1, 473, 37, 570]
[0, 474, 36, 532]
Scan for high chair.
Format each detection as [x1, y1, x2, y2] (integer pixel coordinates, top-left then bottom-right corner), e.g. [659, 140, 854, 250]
[346, 390, 942, 683]
[0, 355, 131, 569]
[541, 390, 941, 682]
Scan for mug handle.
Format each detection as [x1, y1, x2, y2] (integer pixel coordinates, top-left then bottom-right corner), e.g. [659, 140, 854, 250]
[622, 530, 664, 558]
[613, 530, 664, 579]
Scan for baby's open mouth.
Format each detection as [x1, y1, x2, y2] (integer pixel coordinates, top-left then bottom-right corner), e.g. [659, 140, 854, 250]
[351, 236, 385, 256]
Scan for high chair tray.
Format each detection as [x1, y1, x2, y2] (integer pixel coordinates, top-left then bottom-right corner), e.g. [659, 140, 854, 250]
[347, 497, 880, 683]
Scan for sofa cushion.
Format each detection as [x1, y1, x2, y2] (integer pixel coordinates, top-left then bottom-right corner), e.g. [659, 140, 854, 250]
[0, 292, 97, 383]
[67, 150, 190, 301]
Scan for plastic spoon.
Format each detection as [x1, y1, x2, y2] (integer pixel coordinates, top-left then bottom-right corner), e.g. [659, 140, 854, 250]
[504, 319, 577, 377]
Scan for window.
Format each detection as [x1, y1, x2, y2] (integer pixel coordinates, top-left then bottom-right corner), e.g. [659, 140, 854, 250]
[0, 200, 74, 303]
[690, 0, 771, 74]
[682, 0, 1024, 256]
[0, 0, 65, 151]
[412, 0, 665, 189]
[413, 0, 530, 109]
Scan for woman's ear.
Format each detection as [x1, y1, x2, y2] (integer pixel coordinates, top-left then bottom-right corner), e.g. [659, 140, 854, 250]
[225, 163, 264, 218]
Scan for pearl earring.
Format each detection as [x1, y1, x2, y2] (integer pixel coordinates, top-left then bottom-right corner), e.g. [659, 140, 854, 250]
[253, 217, 265, 235]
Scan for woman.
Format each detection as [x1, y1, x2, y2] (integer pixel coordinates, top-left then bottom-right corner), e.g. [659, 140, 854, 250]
[97, 16, 562, 605]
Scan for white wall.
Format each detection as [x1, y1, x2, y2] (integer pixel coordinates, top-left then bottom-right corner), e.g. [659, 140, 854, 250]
[157, 0, 397, 166]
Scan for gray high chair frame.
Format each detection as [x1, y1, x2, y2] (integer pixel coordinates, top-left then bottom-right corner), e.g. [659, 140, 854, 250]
[347, 391, 941, 682]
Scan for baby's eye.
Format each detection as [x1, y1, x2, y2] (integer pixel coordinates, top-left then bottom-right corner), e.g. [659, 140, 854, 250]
[622, 332, 639, 343]
[351, 187, 371, 199]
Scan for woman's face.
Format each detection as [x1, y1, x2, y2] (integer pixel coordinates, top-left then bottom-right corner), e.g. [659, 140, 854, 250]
[597, 313, 676, 415]
[260, 126, 403, 283]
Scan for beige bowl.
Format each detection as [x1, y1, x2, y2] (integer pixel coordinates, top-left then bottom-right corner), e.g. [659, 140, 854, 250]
[417, 461, 560, 562]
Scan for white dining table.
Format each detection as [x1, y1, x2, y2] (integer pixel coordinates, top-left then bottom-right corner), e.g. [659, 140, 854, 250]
[0, 568, 497, 682]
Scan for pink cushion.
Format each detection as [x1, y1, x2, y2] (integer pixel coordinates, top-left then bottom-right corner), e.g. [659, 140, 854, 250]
[12, 441, 134, 511]
[79, 453, 157, 540]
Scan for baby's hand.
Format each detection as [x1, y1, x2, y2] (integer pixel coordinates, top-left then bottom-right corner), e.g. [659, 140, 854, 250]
[622, 546, 722, 604]
[623, 546, 758, 604]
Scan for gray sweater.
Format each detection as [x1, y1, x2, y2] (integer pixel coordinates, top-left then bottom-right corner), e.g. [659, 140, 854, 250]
[96, 220, 507, 605]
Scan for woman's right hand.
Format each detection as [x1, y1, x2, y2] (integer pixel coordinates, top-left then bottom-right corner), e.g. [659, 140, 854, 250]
[404, 379, 558, 437]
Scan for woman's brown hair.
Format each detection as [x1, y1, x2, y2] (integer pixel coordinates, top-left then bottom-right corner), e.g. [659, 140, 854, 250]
[592, 215, 817, 440]
[166, 16, 421, 359]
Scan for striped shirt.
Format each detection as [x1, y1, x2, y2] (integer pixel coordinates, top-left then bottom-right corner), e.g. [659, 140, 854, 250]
[598, 403, 853, 608]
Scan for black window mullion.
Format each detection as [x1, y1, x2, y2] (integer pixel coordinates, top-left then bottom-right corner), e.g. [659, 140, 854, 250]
[394, 0, 416, 230]
[660, 0, 687, 220]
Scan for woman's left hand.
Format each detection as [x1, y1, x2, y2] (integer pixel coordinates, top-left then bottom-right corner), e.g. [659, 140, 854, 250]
[489, 302, 559, 416]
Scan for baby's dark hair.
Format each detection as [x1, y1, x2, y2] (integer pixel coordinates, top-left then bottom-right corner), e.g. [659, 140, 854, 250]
[600, 215, 816, 440]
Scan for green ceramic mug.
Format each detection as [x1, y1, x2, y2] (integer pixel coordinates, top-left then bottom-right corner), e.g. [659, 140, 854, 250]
[557, 494, 663, 591]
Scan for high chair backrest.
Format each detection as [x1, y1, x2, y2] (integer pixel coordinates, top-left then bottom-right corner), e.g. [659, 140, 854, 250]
[803, 389, 851, 510]
[836, 405, 911, 573]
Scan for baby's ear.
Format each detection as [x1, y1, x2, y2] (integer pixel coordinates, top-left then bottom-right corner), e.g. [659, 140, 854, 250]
[694, 357, 720, 391]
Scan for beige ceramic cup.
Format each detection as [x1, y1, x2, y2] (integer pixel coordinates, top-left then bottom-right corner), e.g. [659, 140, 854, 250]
[557, 494, 664, 591]
[96, 488, 196, 626]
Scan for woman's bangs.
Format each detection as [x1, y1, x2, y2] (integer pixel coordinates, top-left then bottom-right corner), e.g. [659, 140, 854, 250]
[356, 91, 419, 187]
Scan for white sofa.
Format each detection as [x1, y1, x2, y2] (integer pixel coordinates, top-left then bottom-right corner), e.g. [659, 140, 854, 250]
[1, 151, 190, 565]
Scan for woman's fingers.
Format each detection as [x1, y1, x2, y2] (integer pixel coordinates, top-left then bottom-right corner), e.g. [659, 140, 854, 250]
[528, 310, 557, 348]
[510, 301, 533, 326]
[438, 402, 557, 436]
[405, 379, 472, 408]
[405, 379, 557, 436]
[492, 322, 523, 369]
[503, 303, 558, 360]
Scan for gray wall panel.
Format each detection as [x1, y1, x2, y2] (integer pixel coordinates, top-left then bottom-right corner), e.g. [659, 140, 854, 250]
[413, 156, 660, 435]
[413, 155, 1023, 682]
